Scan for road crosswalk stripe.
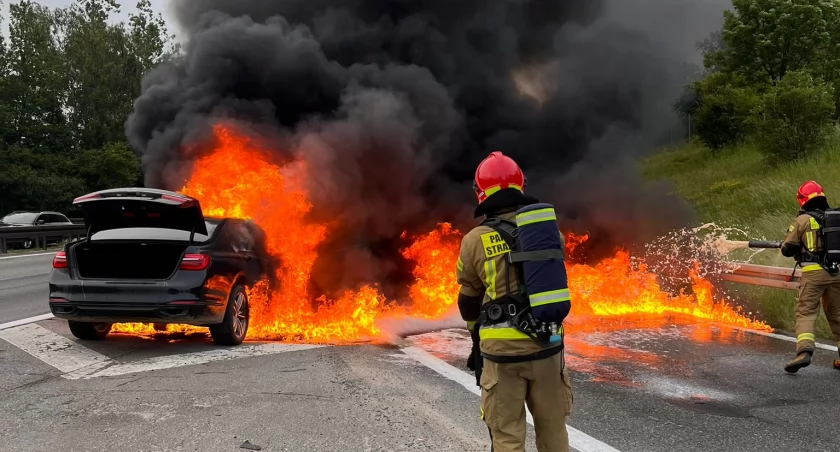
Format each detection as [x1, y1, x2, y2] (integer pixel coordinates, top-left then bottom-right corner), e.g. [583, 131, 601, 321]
[0, 323, 112, 374]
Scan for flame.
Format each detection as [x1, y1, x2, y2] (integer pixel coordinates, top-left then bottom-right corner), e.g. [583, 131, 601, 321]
[111, 124, 770, 341]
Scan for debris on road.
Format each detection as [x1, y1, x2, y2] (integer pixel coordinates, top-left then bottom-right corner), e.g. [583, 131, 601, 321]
[239, 440, 262, 450]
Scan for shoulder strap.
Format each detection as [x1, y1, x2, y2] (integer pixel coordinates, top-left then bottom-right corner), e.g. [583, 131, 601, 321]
[480, 217, 519, 251]
[481, 216, 565, 263]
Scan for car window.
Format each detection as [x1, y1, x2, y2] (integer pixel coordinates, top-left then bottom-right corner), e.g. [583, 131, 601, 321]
[43, 214, 67, 223]
[228, 223, 255, 252]
[2, 212, 38, 224]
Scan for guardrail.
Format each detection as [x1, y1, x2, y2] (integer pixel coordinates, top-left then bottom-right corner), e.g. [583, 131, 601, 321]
[0, 224, 87, 254]
[720, 263, 801, 291]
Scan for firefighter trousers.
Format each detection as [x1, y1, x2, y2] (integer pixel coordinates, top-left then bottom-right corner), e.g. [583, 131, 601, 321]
[479, 350, 573, 452]
[795, 267, 840, 354]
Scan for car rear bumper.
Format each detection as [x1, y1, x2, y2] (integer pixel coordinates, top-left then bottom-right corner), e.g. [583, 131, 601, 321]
[48, 298, 227, 325]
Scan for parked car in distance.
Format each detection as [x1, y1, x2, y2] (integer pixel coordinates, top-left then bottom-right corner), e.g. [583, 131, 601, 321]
[48, 188, 271, 346]
[1, 211, 75, 249]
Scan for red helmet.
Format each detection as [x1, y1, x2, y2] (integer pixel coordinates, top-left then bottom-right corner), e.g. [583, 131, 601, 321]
[473, 151, 526, 204]
[796, 180, 826, 207]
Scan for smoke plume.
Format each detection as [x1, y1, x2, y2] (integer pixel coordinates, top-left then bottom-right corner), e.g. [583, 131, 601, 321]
[126, 0, 731, 298]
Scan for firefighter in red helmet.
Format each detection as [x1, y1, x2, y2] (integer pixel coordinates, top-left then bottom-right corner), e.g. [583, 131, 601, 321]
[457, 151, 573, 451]
[781, 180, 840, 373]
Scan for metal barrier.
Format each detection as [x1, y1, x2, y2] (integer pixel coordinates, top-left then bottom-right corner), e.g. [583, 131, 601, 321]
[0, 224, 87, 254]
[720, 263, 801, 291]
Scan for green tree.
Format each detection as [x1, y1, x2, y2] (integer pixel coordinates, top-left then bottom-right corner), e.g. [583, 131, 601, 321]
[75, 142, 141, 191]
[60, 0, 178, 150]
[749, 70, 836, 163]
[689, 71, 761, 150]
[4, 0, 72, 152]
[0, 0, 175, 214]
[709, 0, 840, 85]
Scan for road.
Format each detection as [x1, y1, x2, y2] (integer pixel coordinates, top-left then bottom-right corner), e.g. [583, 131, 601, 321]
[0, 252, 55, 324]
[1, 253, 840, 451]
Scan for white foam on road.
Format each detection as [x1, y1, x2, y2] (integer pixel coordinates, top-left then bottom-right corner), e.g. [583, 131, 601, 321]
[0, 323, 112, 374]
[402, 346, 622, 452]
[0, 313, 55, 331]
[0, 251, 57, 260]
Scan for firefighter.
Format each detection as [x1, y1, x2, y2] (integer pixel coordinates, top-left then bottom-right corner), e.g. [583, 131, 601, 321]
[456, 151, 573, 452]
[780, 180, 840, 373]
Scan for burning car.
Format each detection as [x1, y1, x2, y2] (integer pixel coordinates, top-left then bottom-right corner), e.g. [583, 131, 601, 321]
[48, 188, 271, 346]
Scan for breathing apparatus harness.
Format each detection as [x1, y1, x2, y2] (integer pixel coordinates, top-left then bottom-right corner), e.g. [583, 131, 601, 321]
[800, 208, 840, 276]
[476, 216, 565, 359]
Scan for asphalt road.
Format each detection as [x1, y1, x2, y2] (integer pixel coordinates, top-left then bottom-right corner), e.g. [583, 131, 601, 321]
[2, 253, 840, 452]
[0, 252, 54, 324]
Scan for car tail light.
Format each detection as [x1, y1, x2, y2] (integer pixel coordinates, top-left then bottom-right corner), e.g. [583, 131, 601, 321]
[179, 253, 210, 271]
[52, 251, 68, 269]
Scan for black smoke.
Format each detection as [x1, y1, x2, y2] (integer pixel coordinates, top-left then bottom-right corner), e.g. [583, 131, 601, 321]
[126, 0, 730, 299]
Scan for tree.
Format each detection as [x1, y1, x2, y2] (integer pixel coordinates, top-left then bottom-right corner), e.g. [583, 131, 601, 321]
[689, 71, 761, 150]
[749, 70, 836, 163]
[60, 0, 179, 150]
[708, 0, 840, 85]
[0, 0, 177, 214]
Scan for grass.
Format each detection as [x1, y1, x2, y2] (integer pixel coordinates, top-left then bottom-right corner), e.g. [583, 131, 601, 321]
[643, 135, 840, 339]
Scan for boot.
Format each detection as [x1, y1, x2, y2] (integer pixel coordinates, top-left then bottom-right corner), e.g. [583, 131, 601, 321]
[784, 351, 812, 374]
[834, 351, 840, 371]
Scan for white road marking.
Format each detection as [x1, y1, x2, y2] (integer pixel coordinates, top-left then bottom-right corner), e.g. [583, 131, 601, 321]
[71, 342, 326, 379]
[0, 251, 57, 260]
[736, 326, 838, 352]
[0, 321, 327, 379]
[0, 323, 112, 374]
[0, 313, 55, 331]
[401, 346, 622, 452]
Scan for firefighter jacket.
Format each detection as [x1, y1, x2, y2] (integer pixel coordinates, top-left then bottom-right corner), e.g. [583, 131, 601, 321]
[456, 210, 566, 358]
[782, 213, 825, 272]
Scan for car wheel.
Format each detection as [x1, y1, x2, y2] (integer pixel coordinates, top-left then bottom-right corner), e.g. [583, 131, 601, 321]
[23, 239, 33, 249]
[68, 321, 112, 340]
[209, 284, 249, 346]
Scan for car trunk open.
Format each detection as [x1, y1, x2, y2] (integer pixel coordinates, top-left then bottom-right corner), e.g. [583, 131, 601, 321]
[72, 241, 188, 280]
[69, 188, 207, 280]
[74, 188, 207, 236]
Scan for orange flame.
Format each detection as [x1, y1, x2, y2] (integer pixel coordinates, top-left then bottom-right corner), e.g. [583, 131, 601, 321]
[111, 124, 770, 341]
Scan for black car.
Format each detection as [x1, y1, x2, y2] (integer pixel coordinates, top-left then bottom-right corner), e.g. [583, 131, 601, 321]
[1, 210, 75, 249]
[48, 188, 270, 346]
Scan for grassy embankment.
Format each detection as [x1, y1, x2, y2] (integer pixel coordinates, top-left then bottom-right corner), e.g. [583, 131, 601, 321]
[643, 135, 840, 338]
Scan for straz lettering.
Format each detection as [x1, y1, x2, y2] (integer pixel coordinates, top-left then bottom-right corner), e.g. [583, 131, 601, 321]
[480, 232, 510, 258]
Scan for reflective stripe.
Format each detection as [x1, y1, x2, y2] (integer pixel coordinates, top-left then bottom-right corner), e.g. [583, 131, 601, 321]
[515, 208, 557, 227]
[483, 183, 523, 198]
[484, 260, 497, 299]
[479, 324, 532, 340]
[810, 217, 821, 229]
[802, 264, 823, 272]
[806, 231, 815, 251]
[797, 332, 815, 342]
[456, 257, 464, 272]
[529, 288, 571, 308]
[479, 320, 564, 340]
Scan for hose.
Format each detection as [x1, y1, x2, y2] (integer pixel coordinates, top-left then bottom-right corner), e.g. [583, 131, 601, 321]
[748, 240, 783, 249]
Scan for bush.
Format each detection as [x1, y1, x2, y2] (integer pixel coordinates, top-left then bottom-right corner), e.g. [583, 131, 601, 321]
[690, 72, 760, 150]
[749, 71, 837, 164]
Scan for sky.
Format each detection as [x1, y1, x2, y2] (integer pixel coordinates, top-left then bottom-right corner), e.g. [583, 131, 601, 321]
[0, 0, 182, 40]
